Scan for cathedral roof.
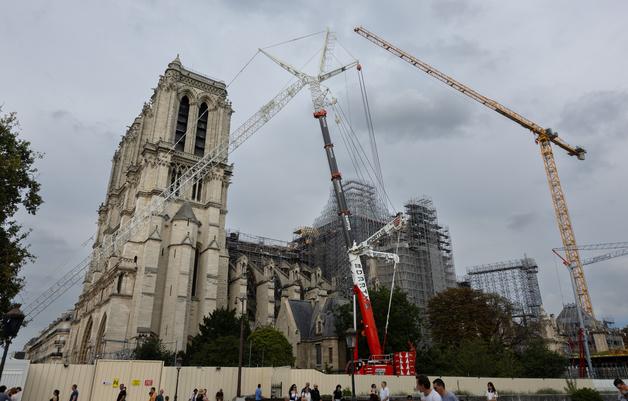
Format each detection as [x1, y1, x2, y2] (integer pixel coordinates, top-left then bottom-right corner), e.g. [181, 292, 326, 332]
[172, 202, 200, 225]
[288, 297, 348, 341]
[288, 300, 313, 338]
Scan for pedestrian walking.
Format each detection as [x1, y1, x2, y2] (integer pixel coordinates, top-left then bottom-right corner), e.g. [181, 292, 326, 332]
[333, 385, 342, 401]
[69, 385, 79, 401]
[432, 379, 458, 401]
[149, 388, 157, 401]
[369, 384, 379, 401]
[202, 389, 209, 401]
[415, 375, 441, 401]
[0, 386, 7, 401]
[486, 383, 497, 401]
[156, 389, 165, 401]
[301, 389, 311, 401]
[614, 379, 628, 400]
[190, 389, 198, 401]
[379, 382, 390, 401]
[117, 384, 127, 401]
[289, 385, 298, 401]
[216, 389, 223, 401]
[310, 385, 320, 401]
[50, 390, 60, 401]
[300, 383, 311, 399]
[255, 384, 263, 401]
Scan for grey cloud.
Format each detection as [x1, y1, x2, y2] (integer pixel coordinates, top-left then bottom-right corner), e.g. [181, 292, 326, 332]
[506, 212, 538, 231]
[559, 91, 628, 140]
[51, 109, 69, 119]
[370, 88, 478, 142]
[431, 0, 483, 22]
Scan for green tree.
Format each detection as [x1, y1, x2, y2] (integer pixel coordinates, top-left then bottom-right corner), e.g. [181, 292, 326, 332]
[133, 336, 175, 365]
[436, 339, 522, 378]
[334, 287, 421, 357]
[248, 326, 294, 367]
[427, 287, 515, 348]
[187, 336, 240, 366]
[0, 111, 42, 318]
[185, 307, 250, 366]
[518, 340, 567, 378]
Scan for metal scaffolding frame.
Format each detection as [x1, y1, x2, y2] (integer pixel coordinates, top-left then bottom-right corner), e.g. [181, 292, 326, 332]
[377, 197, 457, 309]
[310, 179, 390, 295]
[466, 257, 543, 318]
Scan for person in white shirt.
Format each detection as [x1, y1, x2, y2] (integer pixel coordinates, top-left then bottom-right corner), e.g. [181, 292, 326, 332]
[416, 375, 442, 401]
[486, 383, 498, 401]
[379, 382, 390, 401]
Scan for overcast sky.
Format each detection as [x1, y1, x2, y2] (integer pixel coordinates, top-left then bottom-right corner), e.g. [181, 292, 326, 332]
[2, 0, 627, 350]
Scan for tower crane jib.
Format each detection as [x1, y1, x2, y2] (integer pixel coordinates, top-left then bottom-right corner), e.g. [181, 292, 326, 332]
[353, 26, 593, 317]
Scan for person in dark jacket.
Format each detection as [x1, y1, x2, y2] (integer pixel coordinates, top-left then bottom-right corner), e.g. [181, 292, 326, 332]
[310, 385, 320, 401]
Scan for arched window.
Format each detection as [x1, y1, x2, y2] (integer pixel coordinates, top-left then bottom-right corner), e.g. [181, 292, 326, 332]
[195, 103, 208, 156]
[117, 274, 124, 294]
[191, 178, 203, 202]
[191, 247, 200, 297]
[174, 96, 190, 152]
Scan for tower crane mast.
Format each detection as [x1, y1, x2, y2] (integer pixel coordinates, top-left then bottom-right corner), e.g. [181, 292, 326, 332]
[353, 26, 593, 316]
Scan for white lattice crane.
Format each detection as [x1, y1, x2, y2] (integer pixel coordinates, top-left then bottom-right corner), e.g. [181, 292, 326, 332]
[22, 78, 306, 321]
[552, 241, 628, 378]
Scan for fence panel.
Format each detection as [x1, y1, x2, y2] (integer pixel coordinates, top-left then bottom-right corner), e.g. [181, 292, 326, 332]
[21, 364, 95, 401]
[0, 359, 30, 390]
[89, 360, 163, 401]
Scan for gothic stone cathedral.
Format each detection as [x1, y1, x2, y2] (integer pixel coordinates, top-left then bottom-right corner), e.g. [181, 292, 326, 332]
[62, 58, 342, 366]
[66, 57, 233, 362]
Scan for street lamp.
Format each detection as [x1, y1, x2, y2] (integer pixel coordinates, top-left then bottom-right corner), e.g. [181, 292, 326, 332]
[174, 355, 183, 401]
[345, 328, 357, 401]
[236, 296, 246, 400]
[0, 305, 26, 380]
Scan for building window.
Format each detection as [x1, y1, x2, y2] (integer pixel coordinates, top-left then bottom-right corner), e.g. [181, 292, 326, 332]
[315, 343, 322, 366]
[191, 247, 200, 297]
[169, 165, 183, 196]
[328, 347, 333, 365]
[117, 274, 123, 294]
[195, 103, 208, 156]
[174, 96, 190, 152]
[316, 320, 322, 335]
[191, 179, 203, 202]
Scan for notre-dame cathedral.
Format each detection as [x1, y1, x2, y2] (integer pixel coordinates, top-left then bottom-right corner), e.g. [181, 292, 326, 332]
[24, 57, 343, 367]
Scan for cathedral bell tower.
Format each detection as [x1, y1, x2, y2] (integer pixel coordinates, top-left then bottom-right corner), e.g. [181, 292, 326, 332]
[68, 56, 233, 362]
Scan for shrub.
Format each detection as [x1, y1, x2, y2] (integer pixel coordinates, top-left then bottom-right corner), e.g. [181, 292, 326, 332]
[570, 388, 603, 401]
[535, 388, 563, 395]
[342, 388, 352, 397]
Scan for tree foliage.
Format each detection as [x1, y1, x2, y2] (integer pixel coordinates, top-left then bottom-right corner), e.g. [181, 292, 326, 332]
[334, 287, 422, 357]
[133, 336, 175, 365]
[518, 339, 567, 378]
[0, 110, 43, 318]
[427, 287, 515, 348]
[248, 326, 294, 367]
[422, 287, 567, 378]
[185, 307, 250, 366]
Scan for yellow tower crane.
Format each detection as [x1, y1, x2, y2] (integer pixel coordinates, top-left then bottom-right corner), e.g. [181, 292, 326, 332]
[354, 26, 594, 316]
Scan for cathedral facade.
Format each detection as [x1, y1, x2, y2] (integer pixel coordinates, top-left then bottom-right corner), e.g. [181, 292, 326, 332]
[66, 57, 234, 362]
[42, 58, 341, 365]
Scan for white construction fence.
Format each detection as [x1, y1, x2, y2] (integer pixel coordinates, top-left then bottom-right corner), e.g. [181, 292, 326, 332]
[0, 359, 622, 401]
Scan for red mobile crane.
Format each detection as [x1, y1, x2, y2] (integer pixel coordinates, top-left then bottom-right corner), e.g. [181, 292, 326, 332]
[259, 31, 415, 375]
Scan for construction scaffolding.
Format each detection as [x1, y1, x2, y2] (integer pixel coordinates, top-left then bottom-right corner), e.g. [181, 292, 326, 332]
[377, 197, 457, 309]
[307, 179, 390, 295]
[466, 257, 543, 319]
[226, 230, 301, 267]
